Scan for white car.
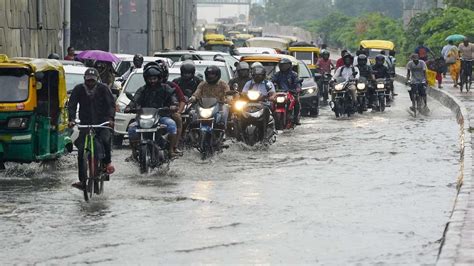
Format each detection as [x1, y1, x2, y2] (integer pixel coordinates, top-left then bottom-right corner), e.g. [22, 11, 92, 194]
[64, 65, 89, 143]
[237, 47, 277, 56]
[171, 60, 234, 83]
[115, 56, 173, 78]
[113, 68, 181, 146]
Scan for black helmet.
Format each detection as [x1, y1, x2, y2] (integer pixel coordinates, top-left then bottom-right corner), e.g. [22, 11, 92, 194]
[375, 54, 385, 65]
[48, 53, 60, 60]
[357, 54, 368, 65]
[236, 62, 250, 71]
[133, 54, 144, 67]
[143, 63, 163, 80]
[279, 58, 292, 65]
[204, 65, 221, 84]
[180, 61, 196, 75]
[155, 60, 169, 82]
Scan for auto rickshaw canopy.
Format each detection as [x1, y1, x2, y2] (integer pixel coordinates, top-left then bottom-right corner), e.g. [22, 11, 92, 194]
[234, 34, 254, 40]
[240, 54, 298, 65]
[245, 37, 290, 51]
[360, 40, 395, 50]
[204, 34, 226, 42]
[205, 39, 234, 46]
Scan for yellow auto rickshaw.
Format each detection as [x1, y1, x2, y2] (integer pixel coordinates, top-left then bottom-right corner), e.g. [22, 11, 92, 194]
[360, 40, 395, 64]
[0, 55, 71, 169]
[288, 45, 320, 74]
[245, 37, 290, 53]
[204, 37, 235, 54]
[232, 34, 254, 48]
[204, 33, 227, 43]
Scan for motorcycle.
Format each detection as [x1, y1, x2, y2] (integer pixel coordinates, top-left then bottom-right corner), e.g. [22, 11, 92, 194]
[179, 99, 194, 150]
[356, 77, 369, 114]
[189, 97, 226, 160]
[125, 93, 171, 174]
[233, 90, 276, 146]
[373, 78, 390, 112]
[273, 90, 297, 130]
[315, 72, 333, 105]
[330, 77, 356, 117]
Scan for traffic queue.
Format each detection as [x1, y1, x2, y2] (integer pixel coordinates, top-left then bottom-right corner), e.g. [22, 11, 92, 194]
[0, 34, 410, 201]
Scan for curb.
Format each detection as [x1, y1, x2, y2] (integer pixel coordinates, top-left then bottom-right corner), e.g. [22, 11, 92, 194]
[396, 72, 473, 265]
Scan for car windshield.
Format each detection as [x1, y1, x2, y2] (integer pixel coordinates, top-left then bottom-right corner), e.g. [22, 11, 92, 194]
[123, 73, 145, 94]
[65, 73, 84, 93]
[116, 61, 131, 76]
[298, 62, 312, 78]
[0, 68, 30, 103]
[156, 54, 187, 62]
[193, 65, 230, 83]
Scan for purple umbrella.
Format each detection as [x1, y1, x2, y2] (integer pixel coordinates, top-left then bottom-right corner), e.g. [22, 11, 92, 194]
[76, 50, 120, 63]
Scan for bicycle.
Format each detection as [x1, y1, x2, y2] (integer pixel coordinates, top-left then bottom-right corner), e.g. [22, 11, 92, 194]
[407, 81, 427, 117]
[76, 122, 112, 201]
[460, 59, 473, 93]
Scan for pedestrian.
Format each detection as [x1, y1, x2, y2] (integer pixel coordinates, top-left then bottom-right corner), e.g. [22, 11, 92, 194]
[414, 41, 433, 62]
[64, 46, 75, 61]
[447, 48, 461, 88]
[441, 40, 456, 77]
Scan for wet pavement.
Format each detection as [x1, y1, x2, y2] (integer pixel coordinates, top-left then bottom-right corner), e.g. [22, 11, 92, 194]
[0, 83, 460, 264]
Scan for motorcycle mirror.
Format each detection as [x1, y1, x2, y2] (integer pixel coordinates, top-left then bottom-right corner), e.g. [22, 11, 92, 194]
[125, 92, 134, 101]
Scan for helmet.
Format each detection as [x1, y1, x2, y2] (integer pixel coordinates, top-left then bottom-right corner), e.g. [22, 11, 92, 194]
[375, 54, 385, 65]
[48, 53, 60, 60]
[236, 62, 250, 71]
[133, 54, 144, 67]
[204, 65, 221, 84]
[279, 58, 292, 65]
[251, 64, 266, 76]
[213, 54, 225, 63]
[343, 53, 353, 66]
[251, 62, 264, 69]
[155, 60, 169, 82]
[321, 49, 330, 57]
[180, 61, 196, 75]
[187, 45, 196, 51]
[143, 63, 163, 80]
[357, 54, 368, 65]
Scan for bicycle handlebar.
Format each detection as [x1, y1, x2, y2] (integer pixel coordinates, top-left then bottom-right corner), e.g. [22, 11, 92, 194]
[77, 121, 113, 130]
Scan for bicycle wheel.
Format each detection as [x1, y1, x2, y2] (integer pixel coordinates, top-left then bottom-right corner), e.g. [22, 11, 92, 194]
[81, 151, 91, 201]
[86, 153, 98, 200]
[466, 76, 471, 92]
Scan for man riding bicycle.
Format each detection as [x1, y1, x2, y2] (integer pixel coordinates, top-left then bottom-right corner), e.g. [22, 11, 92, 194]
[459, 37, 473, 89]
[68, 68, 116, 190]
[406, 54, 428, 111]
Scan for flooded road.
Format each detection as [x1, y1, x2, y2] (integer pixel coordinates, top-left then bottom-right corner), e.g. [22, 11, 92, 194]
[0, 83, 459, 264]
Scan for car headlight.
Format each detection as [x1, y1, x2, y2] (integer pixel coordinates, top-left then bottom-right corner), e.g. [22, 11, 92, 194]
[335, 84, 344, 91]
[377, 83, 385, 89]
[7, 117, 29, 129]
[357, 83, 366, 90]
[247, 90, 261, 101]
[139, 118, 154, 129]
[276, 96, 286, 103]
[199, 107, 214, 119]
[234, 100, 247, 111]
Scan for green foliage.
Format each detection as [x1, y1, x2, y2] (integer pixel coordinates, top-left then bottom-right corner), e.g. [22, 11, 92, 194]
[444, 0, 474, 10]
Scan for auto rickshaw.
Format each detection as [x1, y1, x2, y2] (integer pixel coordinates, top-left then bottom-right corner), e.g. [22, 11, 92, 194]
[359, 40, 395, 64]
[232, 34, 254, 48]
[0, 55, 72, 169]
[204, 38, 235, 54]
[227, 31, 241, 39]
[288, 44, 320, 74]
[204, 33, 227, 43]
[248, 27, 263, 38]
[245, 37, 290, 53]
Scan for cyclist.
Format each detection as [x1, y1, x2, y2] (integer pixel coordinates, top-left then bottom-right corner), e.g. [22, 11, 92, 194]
[68, 68, 116, 190]
[459, 37, 473, 88]
[406, 54, 428, 111]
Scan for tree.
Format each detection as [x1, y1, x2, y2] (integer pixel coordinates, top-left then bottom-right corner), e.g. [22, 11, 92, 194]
[444, 0, 474, 10]
[249, 4, 266, 26]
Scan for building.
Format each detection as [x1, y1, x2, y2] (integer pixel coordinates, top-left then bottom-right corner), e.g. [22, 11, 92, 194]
[403, 0, 445, 26]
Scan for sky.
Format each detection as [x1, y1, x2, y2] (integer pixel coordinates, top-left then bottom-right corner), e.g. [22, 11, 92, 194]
[197, 4, 250, 24]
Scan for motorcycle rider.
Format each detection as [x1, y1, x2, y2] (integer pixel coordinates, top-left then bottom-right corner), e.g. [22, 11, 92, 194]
[68, 68, 116, 190]
[121, 54, 144, 81]
[228, 62, 252, 92]
[332, 53, 359, 105]
[372, 54, 395, 98]
[406, 54, 428, 111]
[189, 65, 230, 129]
[272, 58, 302, 125]
[336, 49, 349, 68]
[127, 64, 179, 158]
[316, 50, 335, 75]
[47, 53, 60, 60]
[241, 64, 276, 134]
[172, 61, 203, 99]
[356, 54, 375, 108]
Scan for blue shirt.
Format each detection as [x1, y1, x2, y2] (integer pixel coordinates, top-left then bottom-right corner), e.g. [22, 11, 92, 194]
[271, 71, 300, 92]
[242, 80, 276, 96]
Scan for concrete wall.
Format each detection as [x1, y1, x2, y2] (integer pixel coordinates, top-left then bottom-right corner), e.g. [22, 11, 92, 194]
[0, 0, 64, 58]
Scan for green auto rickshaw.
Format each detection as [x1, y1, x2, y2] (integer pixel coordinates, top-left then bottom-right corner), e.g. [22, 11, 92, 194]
[0, 55, 72, 169]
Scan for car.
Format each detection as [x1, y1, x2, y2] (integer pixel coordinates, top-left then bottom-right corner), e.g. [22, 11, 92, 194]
[59, 60, 84, 66]
[154, 50, 239, 72]
[63, 65, 89, 143]
[171, 60, 234, 83]
[115, 56, 172, 77]
[237, 47, 277, 56]
[297, 60, 320, 117]
[113, 68, 181, 147]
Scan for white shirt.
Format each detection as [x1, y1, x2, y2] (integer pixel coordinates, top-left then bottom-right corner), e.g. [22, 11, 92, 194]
[334, 65, 360, 81]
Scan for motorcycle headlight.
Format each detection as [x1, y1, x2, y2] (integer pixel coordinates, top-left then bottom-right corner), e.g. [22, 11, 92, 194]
[304, 87, 316, 94]
[276, 96, 286, 103]
[7, 117, 29, 129]
[377, 83, 385, 89]
[199, 107, 214, 119]
[139, 118, 154, 129]
[234, 100, 247, 111]
[247, 90, 261, 101]
[357, 83, 366, 90]
[335, 84, 344, 91]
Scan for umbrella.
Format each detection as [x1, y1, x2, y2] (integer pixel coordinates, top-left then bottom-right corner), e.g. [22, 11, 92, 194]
[76, 50, 120, 63]
[445, 34, 465, 42]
